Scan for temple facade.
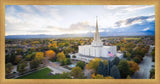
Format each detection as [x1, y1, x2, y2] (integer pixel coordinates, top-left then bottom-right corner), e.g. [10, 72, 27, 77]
[79, 16, 117, 57]
[70, 17, 122, 63]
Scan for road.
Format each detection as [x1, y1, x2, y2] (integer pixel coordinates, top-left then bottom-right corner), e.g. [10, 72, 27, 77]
[43, 58, 70, 74]
[131, 45, 155, 79]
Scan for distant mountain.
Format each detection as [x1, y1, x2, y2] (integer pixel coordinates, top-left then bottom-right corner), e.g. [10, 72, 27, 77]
[5, 31, 155, 39]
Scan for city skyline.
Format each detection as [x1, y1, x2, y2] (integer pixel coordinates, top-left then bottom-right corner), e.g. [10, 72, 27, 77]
[5, 5, 155, 36]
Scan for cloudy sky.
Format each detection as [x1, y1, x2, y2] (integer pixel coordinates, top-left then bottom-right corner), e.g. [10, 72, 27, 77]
[5, 5, 155, 36]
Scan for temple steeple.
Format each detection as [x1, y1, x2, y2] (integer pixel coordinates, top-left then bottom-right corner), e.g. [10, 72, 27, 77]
[96, 16, 98, 36]
[91, 16, 103, 47]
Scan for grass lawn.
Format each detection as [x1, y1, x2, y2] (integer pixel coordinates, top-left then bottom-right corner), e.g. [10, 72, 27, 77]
[124, 38, 141, 40]
[17, 68, 62, 79]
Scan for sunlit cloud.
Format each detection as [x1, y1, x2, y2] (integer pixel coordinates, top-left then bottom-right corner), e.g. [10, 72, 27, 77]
[143, 27, 150, 31]
[113, 15, 155, 28]
[5, 5, 155, 36]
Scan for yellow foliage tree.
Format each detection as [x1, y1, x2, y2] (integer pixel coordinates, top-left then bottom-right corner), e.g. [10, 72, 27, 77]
[86, 58, 101, 72]
[35, 52, 44, 61]
[91, 73, 104, 79]
[48, 43, 57, 48]
[45, 50, 56, 59]
[32, 41, 40, 44]
[105, 76, 114, 79]
[127, 61, 140, 73]
[126, 75, 131, 79]
[57, 52, 66, 62]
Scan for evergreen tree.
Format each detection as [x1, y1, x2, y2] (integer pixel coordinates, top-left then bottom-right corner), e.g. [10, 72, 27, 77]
[97, 61, 105, 75]
[118, 60, 130, 78]
[112, 57, 120, 66]
[110, 65, 121, 79]
[108, 60, 113, 75]
[103, 65, 108, 76]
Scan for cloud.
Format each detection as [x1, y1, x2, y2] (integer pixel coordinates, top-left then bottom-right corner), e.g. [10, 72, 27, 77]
[124, 5, 154, 11]
[114, 15, 155, 28]
[104, 5, 130, 9]
[143, 27, 150, 31]
[46, 22, 95, 34]
[5, 5, 155, 36]
[5, 5, 63, 35]
[104, 5, 154, 11]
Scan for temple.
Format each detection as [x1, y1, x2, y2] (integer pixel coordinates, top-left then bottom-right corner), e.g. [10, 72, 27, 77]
[70, 17, 122, 62]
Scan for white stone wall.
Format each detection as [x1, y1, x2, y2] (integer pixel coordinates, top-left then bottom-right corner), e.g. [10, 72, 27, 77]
[78, 45, 117, 58]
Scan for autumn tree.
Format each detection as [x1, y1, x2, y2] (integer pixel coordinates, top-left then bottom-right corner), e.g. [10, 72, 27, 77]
[105, 76, 114, 79]
[86, 58, 101, 73]
[25, 53, 36, 61]
[45, 50, 56, 59]
[127, 61, 139, 74]
[14, 56, 22, 64]
[16, 48, 23, 55]
[35, 52, 44, 62]
[91, 73, 104, 79]
[57, 52, 66, 62]
[70, 67, 86, 79]
[127, 75, 131, 79]
[48, 43, 57, 48]
[5, 63, 14, 74]
[92, 73, 114, 79]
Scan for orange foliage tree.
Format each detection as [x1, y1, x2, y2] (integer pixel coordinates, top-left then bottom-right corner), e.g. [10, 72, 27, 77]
[45, 50, 56, 59]
[127, 61, 140, 74]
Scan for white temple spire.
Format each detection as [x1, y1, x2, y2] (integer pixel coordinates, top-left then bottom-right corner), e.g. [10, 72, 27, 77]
[96, 16, 98, 35]
[91, 16, 103, 46]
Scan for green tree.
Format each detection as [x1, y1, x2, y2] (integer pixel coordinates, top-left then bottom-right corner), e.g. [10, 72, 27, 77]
[76, 61, 85, 69]
[70, 67, 86, 79]
[97, 61, 105, 75]
[66, 58, 71, 65]
[151, 48, 155, 62]
[133, 56, 141, 64]
[5, 63, 14, 74]
[112, 57, 120, 66]
[126, 52, 131, 57]
[30, 58, 41, 69]
[150, 68, 155, 79]
[110, 65, 121, 79]
[61, 72, 71, 79]
[118, 60, 130, 78]
[17, 61, 27, 73]
[60, 58, 71, 66]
